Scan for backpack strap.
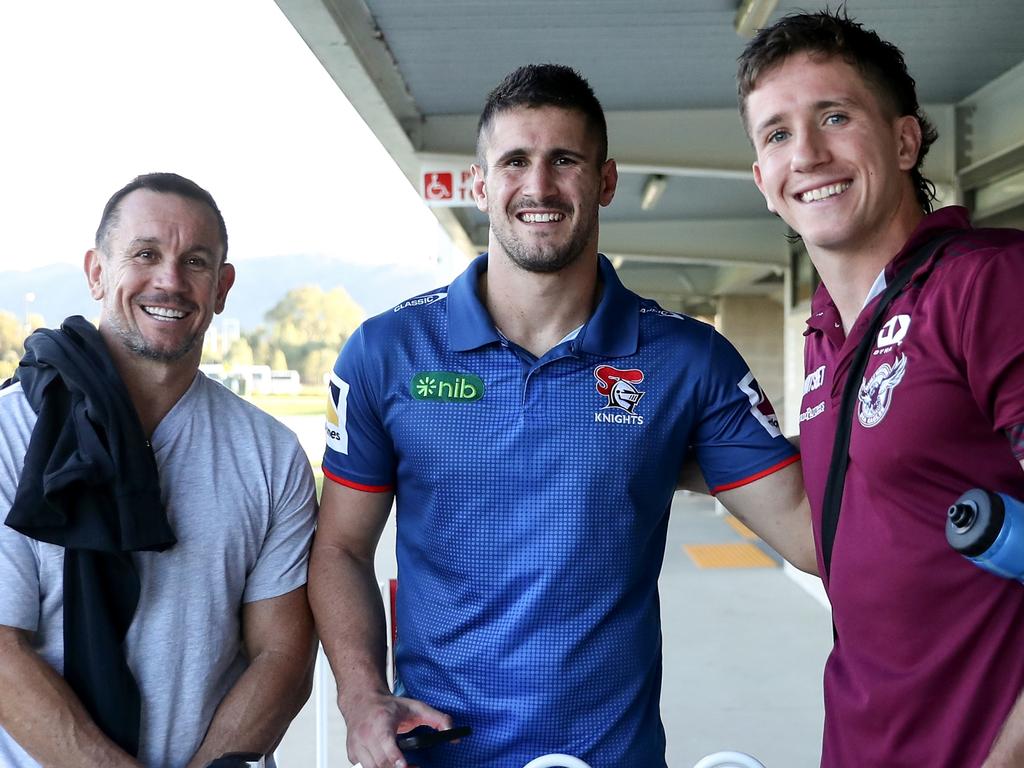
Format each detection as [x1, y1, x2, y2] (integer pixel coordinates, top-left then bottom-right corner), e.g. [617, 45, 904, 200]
[820, 232, 961, 580]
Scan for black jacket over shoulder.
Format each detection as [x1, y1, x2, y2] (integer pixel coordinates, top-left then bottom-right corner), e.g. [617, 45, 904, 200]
[4, 316, 175, 757]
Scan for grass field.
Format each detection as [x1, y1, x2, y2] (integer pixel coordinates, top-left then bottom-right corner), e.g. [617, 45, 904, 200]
[244, 391, 324, 417]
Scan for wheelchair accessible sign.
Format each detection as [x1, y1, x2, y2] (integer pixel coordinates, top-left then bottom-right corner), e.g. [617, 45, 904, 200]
[421, 160, 476, 207]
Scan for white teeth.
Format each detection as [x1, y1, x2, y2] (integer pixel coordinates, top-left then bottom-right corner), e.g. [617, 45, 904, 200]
[519, 212, 565, 223]
[800, 182, 850, 203]
[143, 306, 186, 320]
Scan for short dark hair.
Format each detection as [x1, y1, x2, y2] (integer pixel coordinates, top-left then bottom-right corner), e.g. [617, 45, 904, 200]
[95, 172, 229, 259]
[737, 9, 938, 213]
[477, 64, 608, 166]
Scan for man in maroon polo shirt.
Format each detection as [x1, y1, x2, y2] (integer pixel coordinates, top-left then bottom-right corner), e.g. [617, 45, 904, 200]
[738, 10, 1024, 768]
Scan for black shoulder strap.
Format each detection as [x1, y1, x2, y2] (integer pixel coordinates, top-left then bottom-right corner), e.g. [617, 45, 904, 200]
[820, 232, 960, 580]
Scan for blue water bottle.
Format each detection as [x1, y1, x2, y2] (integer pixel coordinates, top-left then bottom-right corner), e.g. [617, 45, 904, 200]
[946, 489, 1024, 580]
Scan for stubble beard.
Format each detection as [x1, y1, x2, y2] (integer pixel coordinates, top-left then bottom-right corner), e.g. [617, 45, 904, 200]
[493, 204, 599, 274]
[104, 300, 203, 364]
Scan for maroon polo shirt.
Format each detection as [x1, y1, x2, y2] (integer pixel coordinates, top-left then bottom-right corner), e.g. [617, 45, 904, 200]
[800, 206, 1024, 767]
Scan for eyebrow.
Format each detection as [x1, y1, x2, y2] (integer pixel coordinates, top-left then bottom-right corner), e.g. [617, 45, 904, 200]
[753, 98, 859, 136]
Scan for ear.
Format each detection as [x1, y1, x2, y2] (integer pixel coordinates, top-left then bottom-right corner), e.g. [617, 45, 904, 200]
[214, 262, 236, 315]
[895, 115, 923, 172]
[84, 249, 105, 300]
[599, 159, 618, 207]
[471, 163, 488, 213]
[752, 161, 776, 214]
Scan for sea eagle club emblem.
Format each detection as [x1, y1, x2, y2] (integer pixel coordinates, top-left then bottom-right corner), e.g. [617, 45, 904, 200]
[858, 353, 908, 428]
[594, 365, 646, 425]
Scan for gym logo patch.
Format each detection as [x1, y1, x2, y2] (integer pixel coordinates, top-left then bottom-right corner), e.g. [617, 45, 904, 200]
[326, 372, 349, 454]
[738, 372, 782, 438]
[593, 365, 645, 425]
[858, 353, 907, 428]
[410, 371, 484, 402]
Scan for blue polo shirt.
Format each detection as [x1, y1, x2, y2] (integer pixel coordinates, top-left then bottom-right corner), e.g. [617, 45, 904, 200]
[323, 254, 797, 767]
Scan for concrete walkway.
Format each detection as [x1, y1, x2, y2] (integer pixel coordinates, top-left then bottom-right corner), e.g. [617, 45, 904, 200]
[274, 484, 832, 768]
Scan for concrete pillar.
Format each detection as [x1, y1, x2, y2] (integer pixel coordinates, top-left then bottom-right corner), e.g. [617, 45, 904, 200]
[716, 294, 786, 428]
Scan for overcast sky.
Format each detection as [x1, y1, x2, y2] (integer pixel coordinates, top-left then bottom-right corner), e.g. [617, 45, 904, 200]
[0, 0, 462, 277]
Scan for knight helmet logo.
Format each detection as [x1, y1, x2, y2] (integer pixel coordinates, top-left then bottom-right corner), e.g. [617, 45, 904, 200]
[594, 365, 646, 414]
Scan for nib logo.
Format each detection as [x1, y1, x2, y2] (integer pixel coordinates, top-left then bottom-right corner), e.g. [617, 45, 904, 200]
[410, 371, 484, 402]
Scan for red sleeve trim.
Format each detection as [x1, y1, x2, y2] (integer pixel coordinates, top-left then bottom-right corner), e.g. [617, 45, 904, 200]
[322, 466, 394, 493]
[710, 453, 801, 495]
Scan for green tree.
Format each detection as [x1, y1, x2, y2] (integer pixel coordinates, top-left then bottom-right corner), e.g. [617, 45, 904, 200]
[223, 338, 255, 370]
[300, 345, 339, 386]
[264, 285, 363, 383]
[0, 311, 25, 350]
[0, 311, 26, 380]
[265, 285, 363, 352]
[270, 347, 288, 372]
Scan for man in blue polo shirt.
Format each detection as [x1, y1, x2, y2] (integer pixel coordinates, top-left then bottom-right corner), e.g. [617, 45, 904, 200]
[312, 64, 814, 768]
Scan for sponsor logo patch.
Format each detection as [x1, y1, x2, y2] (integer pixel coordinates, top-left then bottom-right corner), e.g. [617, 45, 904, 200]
[326, 372, 349, 454]
[640, 306, 686, 320]
[799, 401, 825, 423]
[393, 292, 447, 313]
[738, 372, 782, 438]
[410, 371, 484, 402]
[876, 314, 910, 348]
[858, 353, 907, 428]
[803, 365, 825, 395]
[593, 365, 646, 425]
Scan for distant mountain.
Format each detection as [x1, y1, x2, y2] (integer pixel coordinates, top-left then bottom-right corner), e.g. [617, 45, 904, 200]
[0, 254, 454, 331]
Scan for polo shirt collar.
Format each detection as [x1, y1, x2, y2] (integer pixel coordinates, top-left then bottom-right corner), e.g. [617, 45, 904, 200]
[446, 253, 639, 357]
[804, 205, 972, 338]
[575, 254, 640, 357]
[447, 254, 502, 351]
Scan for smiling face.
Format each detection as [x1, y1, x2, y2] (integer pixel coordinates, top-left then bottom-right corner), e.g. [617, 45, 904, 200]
[85, 189, 234, 368]
[472, 105, 617, 273]
[745, 53, 923, 259]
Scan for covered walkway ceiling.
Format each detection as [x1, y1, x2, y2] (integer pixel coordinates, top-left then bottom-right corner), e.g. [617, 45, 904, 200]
[274, 0, 1024, 315]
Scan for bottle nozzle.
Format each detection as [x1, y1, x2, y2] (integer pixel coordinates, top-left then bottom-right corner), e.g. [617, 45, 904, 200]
[949, 501, 978, 531]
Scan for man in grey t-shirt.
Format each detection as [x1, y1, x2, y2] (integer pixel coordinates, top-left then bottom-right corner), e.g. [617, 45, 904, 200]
[0, 173, 317, 768]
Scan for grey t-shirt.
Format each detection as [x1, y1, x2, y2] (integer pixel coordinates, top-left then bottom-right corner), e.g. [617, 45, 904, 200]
[0, 373, 317, 767]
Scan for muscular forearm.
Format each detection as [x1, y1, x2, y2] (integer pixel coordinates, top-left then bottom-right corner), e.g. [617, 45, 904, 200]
[308, 542, 390, 717]
[0, 629, 142, 768]
[983, 689, 1024, 768]
[185, 647, 315, 768]
[186, 589, 317, 768]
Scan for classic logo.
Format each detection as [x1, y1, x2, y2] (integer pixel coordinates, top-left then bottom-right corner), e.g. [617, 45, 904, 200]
[593, 365, 646, 424]
[738, 372, 782, 438]
[410, 371, 484, 402]
[393, 292, 447, 313]
[326, 372, 349, 455]
[640, 306, 685, 321]
[876, 314, 911, 348]
[858, 353, 907, 428]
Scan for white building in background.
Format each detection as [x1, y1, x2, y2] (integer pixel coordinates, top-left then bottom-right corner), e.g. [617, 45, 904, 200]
[200, 364, 301, 395]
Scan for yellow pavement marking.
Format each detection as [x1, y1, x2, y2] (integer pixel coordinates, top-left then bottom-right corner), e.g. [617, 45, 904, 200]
[684, 542, 776, 569]
[725, 515, 758, 540]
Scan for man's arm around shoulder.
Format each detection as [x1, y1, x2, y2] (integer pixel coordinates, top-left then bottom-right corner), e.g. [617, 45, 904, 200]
[310, 480, 450, 768]
[0, 625, 142, 768]
[707, 458, 818, 575]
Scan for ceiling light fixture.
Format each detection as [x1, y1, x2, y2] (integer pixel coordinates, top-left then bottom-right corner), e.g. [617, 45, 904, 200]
[734, 0, 778, 38]
[640, 174, 668, 211]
